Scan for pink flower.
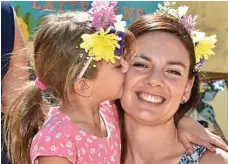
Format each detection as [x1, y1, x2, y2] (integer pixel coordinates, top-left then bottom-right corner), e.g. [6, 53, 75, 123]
[91, 1, 117, 10]
[89, 1, 117, 30]
[180, 15, 198, 32]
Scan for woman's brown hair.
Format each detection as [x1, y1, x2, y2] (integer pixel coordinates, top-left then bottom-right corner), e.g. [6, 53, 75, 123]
[4, 11, 134, 164]
[118, 14, 200, 163]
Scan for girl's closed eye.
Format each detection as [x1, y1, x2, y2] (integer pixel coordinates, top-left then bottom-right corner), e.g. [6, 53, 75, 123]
[115, 64, 122, 69]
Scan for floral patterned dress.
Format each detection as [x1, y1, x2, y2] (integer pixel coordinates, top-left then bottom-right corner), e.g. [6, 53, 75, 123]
[178, 145, 207, 164]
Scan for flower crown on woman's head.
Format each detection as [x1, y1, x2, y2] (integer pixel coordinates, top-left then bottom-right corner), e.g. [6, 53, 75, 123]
[155, 2, 217, 73]
[77, 1, 126, 79]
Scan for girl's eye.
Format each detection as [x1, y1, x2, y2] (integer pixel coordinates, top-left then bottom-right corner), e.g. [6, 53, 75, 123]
[115, 64, 122, 69]
[133, 62, 148, 68]
[166, 70, 181, 76]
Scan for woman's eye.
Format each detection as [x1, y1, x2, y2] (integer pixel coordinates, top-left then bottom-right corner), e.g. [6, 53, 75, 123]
[133, 62, 148, 68]
[166, 70, 181, 76]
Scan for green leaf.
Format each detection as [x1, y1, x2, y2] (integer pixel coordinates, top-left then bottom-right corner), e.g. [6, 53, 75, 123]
[15, 6, 22, 17]
[23, 12, 34, 36]
[37, 15, 46, 27]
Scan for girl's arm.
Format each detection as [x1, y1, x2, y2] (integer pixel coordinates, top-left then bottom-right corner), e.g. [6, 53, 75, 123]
[178, 116, 228, 153]
[38, 156, 72, 164]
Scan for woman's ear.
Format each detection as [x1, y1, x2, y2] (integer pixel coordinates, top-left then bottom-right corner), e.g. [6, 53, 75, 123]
[74, 78, 94, 97]
[183, 77, 195, 102]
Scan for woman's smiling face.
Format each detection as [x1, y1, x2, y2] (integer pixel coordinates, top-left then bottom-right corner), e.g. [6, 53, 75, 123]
[121, 31, 195, 125]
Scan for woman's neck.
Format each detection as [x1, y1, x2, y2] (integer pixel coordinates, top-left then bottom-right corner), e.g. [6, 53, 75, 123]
[124, 114, 185, 164]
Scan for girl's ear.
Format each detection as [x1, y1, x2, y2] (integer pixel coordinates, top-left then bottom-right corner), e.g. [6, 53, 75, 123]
[74, 78, 94, 97]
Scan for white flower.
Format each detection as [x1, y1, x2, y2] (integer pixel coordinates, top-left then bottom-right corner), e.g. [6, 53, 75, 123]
[167, 9, 177, 17]
[49, 126, 55, 132]
[66, 141, 72, 148]
[91, 135, 97, 140]
[171, 1, 176, 5]
[89, 155, 94, 161]
[111, 154, 115, 161]
[164, 1, 170, 7]
[50, 145, 57, 151]
[191, 30, 206, 43]
[90, 148, 95, 154]
[98, 144, 103, 148]
[177, 6, 188, 18]
[55, 132, 62, 139]
[46, 123, 51, 128]
[76, 135, 82, 141]
[68, 150, 73, 156]
[114, 15, 126, 32]
[79, 130, 86, 136]
[34, 144, 38, 151]
[45, 136, 51, 142]
[87, 138, 93, 143]
[81, 148, 86, 154]
[158, 3, 163, 9]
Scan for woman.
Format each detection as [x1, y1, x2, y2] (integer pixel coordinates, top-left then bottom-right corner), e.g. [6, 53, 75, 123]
[119, 11, 228, 164]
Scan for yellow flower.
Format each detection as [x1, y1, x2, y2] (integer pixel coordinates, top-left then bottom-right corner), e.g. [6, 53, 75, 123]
[80, 27, 121, 64]
[17, 17, 29, 41]
[195, 35, 217, 63]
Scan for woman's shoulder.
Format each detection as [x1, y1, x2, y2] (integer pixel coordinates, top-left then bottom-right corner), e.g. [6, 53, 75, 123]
[200, 148, 228, 164]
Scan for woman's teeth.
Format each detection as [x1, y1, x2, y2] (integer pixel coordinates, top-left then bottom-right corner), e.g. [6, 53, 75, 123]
[139, 92, 164, 104]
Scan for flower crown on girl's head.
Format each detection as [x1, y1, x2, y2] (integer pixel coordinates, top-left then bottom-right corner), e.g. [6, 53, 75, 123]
[77, 1, 126, 79]
[155, 2, 217, 73]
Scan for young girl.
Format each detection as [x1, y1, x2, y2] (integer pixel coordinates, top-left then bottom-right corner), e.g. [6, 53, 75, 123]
[4, 2, 227, 164]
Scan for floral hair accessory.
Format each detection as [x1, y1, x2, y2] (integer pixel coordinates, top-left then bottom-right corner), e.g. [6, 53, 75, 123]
[80, 27, 122, 64]
[155, 2, 217, 72]
[77, 1, 126, 79]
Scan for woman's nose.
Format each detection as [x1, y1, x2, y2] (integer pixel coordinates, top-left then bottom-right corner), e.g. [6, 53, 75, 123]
[144, 70, 165, 88]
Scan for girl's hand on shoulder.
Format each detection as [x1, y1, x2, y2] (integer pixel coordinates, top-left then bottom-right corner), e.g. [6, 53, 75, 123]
[178, 116, 228, 153]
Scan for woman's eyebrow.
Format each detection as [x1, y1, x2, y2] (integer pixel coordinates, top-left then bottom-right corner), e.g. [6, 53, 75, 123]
[167, 61, 186, 68]
[132, 54, 152, 62]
